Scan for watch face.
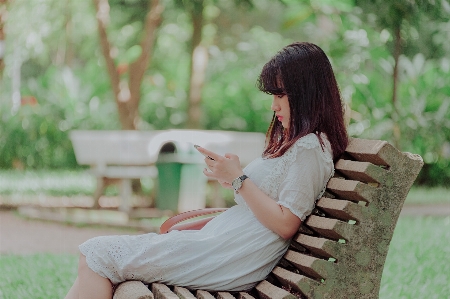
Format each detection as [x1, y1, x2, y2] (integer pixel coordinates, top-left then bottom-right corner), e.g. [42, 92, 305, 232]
[232, 178, 242, 191]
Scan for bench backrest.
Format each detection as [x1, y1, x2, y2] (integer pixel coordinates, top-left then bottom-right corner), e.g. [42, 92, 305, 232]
[113, 137, 423, 299]
[255, 137, 423, 299]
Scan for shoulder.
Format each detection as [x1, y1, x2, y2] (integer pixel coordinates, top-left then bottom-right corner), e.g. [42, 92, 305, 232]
[293, 133, 333, 163]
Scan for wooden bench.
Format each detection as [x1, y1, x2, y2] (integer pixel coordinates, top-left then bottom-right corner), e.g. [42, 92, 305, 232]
[112, 137, 423, 299]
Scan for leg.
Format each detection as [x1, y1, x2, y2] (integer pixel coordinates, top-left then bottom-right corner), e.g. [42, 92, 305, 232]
[78, 253, 113, 299]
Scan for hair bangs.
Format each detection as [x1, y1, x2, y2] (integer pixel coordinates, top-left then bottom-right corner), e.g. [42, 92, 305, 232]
[257, 60, 284, 95]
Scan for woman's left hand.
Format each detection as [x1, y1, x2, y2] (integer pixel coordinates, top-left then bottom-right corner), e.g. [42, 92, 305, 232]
[196, 146, 244, 183]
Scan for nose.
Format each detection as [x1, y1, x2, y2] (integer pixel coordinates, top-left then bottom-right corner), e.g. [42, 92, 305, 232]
[271, 95, 280, 112]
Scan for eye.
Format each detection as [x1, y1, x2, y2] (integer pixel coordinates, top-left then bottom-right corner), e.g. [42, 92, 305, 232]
[277, 94, 285, 99]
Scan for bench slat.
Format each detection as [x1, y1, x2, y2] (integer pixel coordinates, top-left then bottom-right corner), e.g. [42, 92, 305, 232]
[174, 286, 196, 299]
[326, 178, 378, 203]
[238, 292, 256, 299]
[293, 234, 340, 259]
[217, 292, 237, 299]
[284, 250, 333, 279]
[113, 281, 153, 299]
[335, 159, 389, 184]
[255, 280, 297, 299]
[152, 283, 178, 299]
[272, 266, 319, 297]
[344, 138, 409, 168]
[197, 290, 216, 299]
[305, 215, 352, 241]
[316, 197, 364, 222]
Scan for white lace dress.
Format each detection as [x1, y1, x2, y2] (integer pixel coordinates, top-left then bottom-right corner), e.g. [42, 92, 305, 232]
[79, 133, 334, 291]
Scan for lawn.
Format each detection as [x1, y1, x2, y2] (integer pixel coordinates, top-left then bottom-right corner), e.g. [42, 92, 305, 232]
[0, 216, 449, 299]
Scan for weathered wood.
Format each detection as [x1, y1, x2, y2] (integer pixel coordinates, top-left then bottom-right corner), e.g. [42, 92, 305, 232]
[196, 290, 216, 299]
[272, 266, 319, 296]
[345, 137, 409, 169]
[326, 178, 378, 203]
[174, 286, 196, 299]
[294, 140, 424, 298]
[152, 283, 178, 299]
[316, 197, 364, 222]
[238, 292, 256, 299]
[293, 234, 341, 259]
[305, 216, 352, 241]
[255, 280, 296, 299]
[113, 281, 153, 299]
[217, 292, 237, 299]
[345, 138, 391, 166]
[283, 250, 334, 279]
[335, 159, 390, 184]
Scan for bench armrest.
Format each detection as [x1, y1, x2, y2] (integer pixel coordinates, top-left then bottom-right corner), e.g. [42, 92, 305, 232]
[159, 208, 228, 234]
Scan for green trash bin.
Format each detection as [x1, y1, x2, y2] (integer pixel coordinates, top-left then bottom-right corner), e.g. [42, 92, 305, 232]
[155, 142, 207, 213]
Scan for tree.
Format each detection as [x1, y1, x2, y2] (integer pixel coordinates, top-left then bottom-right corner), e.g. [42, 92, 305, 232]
[93, 0, 164, 130]
[355, 0, 448, 148]
[175, 0, 253, 129]
[0, 0, 7, 79]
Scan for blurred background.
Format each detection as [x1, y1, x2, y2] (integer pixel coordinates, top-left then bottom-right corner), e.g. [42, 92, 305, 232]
[0, 1, 449, 298]
[0, 0, 449, 184]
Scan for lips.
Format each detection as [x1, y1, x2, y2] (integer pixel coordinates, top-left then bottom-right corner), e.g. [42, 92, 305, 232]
[276, 115, 283, 122]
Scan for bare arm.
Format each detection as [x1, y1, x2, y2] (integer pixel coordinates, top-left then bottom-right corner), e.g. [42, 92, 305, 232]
[196, 147, 301, 240]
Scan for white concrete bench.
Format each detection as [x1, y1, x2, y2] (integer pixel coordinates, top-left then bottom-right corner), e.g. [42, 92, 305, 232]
[69, 130, 266, 213]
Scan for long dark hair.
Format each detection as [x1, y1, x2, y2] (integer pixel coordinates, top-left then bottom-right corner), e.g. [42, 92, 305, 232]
[257, 42, 348, 161]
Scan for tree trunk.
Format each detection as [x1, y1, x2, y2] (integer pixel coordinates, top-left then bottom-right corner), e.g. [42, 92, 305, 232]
[186, 1, 208, 129]
[0, 0, 7, 80]
[392, 25, 402, 149]
[93, 0, 163, 130]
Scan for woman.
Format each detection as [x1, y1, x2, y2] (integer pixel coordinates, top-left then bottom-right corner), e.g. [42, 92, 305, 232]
[65, 42, 348, 299]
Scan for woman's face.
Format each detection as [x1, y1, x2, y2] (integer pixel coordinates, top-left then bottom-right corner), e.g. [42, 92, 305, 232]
[271, 94, 290, 129]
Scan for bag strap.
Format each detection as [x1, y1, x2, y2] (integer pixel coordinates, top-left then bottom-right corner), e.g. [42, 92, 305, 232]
[159, 208, 228, 234]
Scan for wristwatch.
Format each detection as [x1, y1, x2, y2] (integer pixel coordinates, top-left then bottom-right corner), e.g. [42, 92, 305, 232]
[232, 174, 249, 193]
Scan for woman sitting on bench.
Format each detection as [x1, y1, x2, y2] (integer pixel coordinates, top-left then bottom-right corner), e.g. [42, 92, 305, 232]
[65, 42, 348, 299]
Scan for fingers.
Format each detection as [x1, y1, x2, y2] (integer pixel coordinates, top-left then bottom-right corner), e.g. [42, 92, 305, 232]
[224, 153, 238, 160]
[196, 146, 222, 161]
[203, 168, 216, 179]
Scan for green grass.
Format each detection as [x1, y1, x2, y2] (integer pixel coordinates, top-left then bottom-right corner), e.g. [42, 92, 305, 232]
[1, 216, 449, 298]
[0, 254, 77, 299]
[380, 216, 450, 298]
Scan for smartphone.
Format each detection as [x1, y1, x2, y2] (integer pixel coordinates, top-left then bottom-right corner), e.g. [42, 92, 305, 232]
[194, 144, 215, 160]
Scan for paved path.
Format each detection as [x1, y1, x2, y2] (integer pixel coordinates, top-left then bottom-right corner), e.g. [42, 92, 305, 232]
[400, 203, 450, 216]
[1, 203, 449, 255]
[0, 210, 142, 255]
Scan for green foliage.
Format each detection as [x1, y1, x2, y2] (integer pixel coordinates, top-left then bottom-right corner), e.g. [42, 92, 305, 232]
[0, 63, 120, 168]
[0, 170, 96, 196]
[0, 0, 448, 185]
